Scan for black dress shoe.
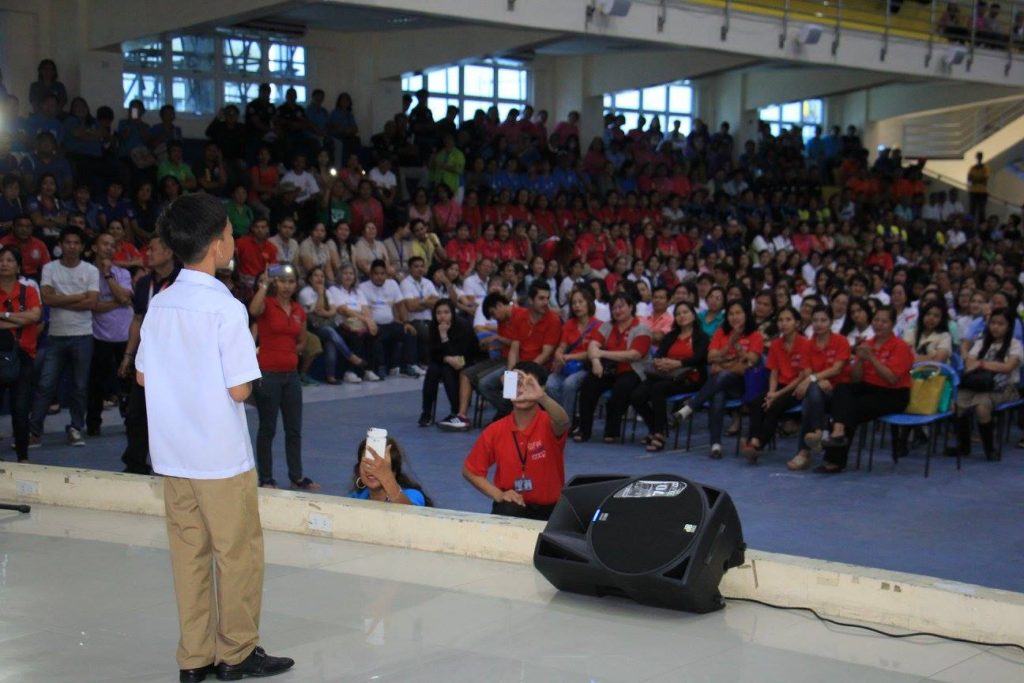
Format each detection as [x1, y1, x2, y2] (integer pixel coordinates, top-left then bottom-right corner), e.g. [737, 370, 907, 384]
[180, 664, 216, 683]
[216, 647, 294, 680]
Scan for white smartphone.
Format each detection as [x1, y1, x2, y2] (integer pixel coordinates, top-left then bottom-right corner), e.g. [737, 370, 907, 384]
[365, 427, 387, 460]
[502, 370, 519, 400]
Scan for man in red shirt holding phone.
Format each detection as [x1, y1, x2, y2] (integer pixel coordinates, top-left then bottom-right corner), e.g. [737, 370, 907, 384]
[463, 361, 569, 520]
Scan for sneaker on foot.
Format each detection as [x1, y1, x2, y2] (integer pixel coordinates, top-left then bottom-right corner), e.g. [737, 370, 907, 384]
[438, 415, 470, 431]
[709, 443, 722, 459]
[300, 374, 320, 386]
[364, 370, 383, 382]
[388, 367, 400, 377]
[400, 365, 422, 378]
[28, 434, 41, 449]
[343, 371, 363, 384]
[418, 412, 432, 427]
[67, 427, 86, 447]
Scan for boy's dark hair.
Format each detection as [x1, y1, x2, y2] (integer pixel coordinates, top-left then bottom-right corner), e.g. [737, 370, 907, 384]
[407, 255, 425, 268]
[157, 194, 228, 265]
[483, 292, 510, 319]
[370, 259, 387, 272]
[514, 360, 549, 388]
[59, 224, 85, 243]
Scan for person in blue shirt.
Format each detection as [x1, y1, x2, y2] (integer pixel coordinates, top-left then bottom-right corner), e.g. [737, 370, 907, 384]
[491, 156, 524, 196]
[349, 435, 431, 507]
[116, 99, 151, 163]
[23, 93, 64, 146]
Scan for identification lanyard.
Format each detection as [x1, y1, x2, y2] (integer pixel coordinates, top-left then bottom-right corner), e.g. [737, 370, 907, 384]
[511, 429, 534, 493]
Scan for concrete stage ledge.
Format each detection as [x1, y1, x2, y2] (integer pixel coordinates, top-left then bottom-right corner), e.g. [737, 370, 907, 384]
[2, 462, 1021, 647]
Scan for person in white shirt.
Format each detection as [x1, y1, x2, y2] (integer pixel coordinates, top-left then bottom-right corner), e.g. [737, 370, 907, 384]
[946, 221, 968, 249]
[384, 219, 416, 281]
[368, 157, 397, 205]
[269, 217, 300, 269]
[298, 221, 334, 283]
[30, 225, 99, 447]
[921, 192, 942, 222]
[358, 259, 421, 378]
[462, 257, 494, 303]
[941, 189, 966, 221]
[400, 255, 440, 367]
[352, 222, 389, 278]
[135, 193, 294, 681]
[278, 153, 320, 204]
[330, 263, 380, 381]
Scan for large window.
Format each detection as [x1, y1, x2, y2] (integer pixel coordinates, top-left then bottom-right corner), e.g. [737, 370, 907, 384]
[401, 59, 529, 124]
[758, 99, 824, 142]
[603, 81, 694, 135]
[122, 31, 306, 116]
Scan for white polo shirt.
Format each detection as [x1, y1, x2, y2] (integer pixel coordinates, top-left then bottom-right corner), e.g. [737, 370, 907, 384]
[400, 275, 439, 322]
[136, 269, 261, 479]
[358, 278, 403, 325]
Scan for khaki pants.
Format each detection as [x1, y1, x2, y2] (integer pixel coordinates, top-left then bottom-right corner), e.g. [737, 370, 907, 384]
[164, 468, 264, 668]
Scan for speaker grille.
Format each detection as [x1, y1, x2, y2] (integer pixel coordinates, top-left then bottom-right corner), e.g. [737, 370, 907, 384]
[589, 476, 704, 575]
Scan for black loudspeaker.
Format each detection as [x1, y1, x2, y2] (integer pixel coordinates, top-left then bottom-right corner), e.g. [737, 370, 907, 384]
[533, 473, 745, 613]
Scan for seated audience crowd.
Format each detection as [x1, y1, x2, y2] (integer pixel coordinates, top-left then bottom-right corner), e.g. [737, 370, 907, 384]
[2, 57, 1023, 514]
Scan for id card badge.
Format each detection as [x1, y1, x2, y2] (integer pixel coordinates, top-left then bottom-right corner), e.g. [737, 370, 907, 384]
[514, 477, 534, 493]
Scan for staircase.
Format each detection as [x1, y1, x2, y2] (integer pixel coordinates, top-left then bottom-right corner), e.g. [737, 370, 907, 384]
[901, 98, 1024, 159]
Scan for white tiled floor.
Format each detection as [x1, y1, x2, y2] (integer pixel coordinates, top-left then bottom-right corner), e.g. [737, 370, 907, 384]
[0, 506, 1020, 682]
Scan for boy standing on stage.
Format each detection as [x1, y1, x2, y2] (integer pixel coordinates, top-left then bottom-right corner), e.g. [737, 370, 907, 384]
[137, 193, 294, 682]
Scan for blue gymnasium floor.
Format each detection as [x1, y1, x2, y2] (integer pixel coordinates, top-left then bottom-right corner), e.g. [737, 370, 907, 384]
[10, 378, 1024, 594]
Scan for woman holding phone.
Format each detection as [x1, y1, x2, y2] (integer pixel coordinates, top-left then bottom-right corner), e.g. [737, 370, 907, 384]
[249, 265, 319, 490]
[350, 435, 430, 506]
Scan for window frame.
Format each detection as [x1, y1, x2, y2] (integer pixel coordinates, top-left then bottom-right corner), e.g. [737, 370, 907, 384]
[757, 98, 825, 143]
[121, 30, 307, 117]
[400, 58, 530, 126]
[603, 80, 695, 137]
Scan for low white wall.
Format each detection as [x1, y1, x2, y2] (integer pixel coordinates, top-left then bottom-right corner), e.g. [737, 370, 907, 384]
[2, 462, 1021, 647]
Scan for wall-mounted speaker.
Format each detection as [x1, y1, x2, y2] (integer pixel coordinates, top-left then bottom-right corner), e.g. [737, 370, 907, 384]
[798, 24, 823, 45]
[597, 0, 632, 17]
[533, 473, 745, 613]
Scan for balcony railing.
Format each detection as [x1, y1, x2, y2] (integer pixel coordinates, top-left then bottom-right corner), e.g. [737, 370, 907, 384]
[638, 1, 1024, 71]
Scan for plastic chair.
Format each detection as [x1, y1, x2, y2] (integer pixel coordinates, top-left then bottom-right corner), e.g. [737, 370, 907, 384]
[865, 362, 960, 478]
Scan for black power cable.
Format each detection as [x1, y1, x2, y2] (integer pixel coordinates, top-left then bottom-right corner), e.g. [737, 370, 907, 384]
[726, 597, 1024, 654]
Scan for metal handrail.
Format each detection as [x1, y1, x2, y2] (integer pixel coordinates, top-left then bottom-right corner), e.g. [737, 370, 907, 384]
[642, 0, 1024, 60]
[832, 0, 842, 56]
[924, 170, 1020, 211]
[881, 0, 891, 61]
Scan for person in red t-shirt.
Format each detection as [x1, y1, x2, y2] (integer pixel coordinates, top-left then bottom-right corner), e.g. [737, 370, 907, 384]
[446, 222, 478, 278]
[675, 300, 765, 459]
[786, 305, 851, 471]
[814, 305, 913, 473]
[463, 361, 569, 520]
[576, 293, 652, 443]
[0, 245, 43, 462]
[1, 215, 50, 280]
[742, 306, 810, 462]
[248, 265, 318, 490]
[477, 282, 562, 420]
[576, 220, 610, 276]
[630, 301, 708, 452]
[235, 217, 278, 298]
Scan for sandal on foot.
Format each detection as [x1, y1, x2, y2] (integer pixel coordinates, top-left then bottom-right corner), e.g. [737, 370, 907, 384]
[645, 436, 666, 452]
[602, 436, 619, 444]
[259, 479, 278, 489]
[290, 477, 320, 491]
[787, 453, 811, 471]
